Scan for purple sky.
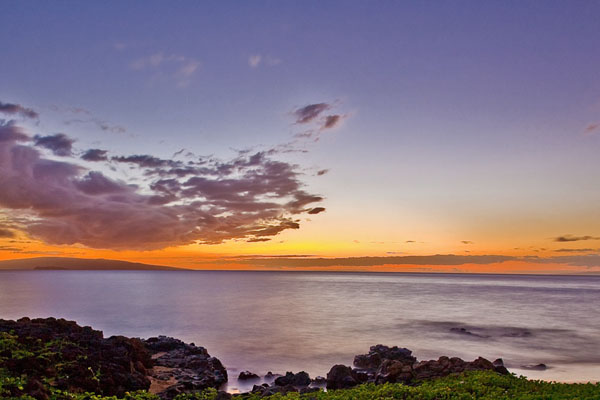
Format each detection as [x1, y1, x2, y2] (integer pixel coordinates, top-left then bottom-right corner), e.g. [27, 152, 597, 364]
[1, 1, 600, 271]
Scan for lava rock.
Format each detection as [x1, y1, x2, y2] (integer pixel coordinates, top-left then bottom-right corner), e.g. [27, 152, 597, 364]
[238, 370, 260, 380]
[326, 364, 358, 390]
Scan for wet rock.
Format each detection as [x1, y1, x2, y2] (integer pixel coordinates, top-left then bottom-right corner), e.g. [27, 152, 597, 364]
[238, 370, 260, 380]
[274, 371, 311, 387]
[375, 359, 413, 384]
[0, 317, 152, 398]
[521, 363, 548, 371]
[354, 344, 415, 370]
[326, 364, 358, 390]
[449, 327, 489, 338]
[143, 335, 227, 398]
[311, 376, 327, 385]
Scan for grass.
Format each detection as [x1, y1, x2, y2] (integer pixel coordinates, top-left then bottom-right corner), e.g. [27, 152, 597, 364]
[3, 332, 600, 399]
[2, 370, 600, 400]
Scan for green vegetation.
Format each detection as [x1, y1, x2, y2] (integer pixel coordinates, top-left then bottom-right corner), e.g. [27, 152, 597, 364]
[3, 331, 600, 399]
[3, 370, 600, 400]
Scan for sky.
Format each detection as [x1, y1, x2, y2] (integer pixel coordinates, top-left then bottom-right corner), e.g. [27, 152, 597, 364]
[1, 1, 600, 273]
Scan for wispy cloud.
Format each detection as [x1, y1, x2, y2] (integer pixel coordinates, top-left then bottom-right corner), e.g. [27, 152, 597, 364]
[584, 122, 600, 136]
[130, 52, 201, 88]
[0, 101, 39, 119]
[248, 54, 281, 68]
[554, 235, 600, 242]
[248, 55, 262, 68]
[65, 118, 126, 134]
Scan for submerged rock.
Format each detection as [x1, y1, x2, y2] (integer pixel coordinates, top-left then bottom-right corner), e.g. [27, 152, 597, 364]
[274, 371, 311, 387]
[521, 363, 548, 371]
[238, 370, 260, 380]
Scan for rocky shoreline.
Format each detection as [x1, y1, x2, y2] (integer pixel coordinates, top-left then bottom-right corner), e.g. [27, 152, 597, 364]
[0, 318, 510, 399]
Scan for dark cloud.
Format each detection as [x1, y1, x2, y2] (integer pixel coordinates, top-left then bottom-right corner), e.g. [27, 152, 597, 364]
[323, 114, 343, 129]
[316, 169, 329, 176]
[81, 149, 108, 162]
[0, 122, 325, 250]
[293, 103, 331, 124]
[555, 248, 597, 253]
[307, 207, 326, 214]
[405, 240, 416, 243]
[461, 240, 474, 244]
[0, 101, 39, 119]
[112, 154, 176, 168]
[33, 133, 74, 156]
[554, 235, 600, 242]
[0, 228, 15, 238]
[247, 238, 271, 243]
[210, 254, 516, 268]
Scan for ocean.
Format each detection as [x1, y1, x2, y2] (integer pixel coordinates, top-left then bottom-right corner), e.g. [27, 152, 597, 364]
[1, 270, 599, 392]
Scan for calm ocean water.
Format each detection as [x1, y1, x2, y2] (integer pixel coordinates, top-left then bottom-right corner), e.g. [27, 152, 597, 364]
[1, 271, 599, 390]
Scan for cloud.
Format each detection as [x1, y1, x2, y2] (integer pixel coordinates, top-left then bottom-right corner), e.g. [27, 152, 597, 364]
[584, 123, 600, 135]
[307, 207, 326, 214]
[248, 55, 262, 68]
[130, 52, 201, 87]
[322, 114, 344, 129]
[0, 120, 30, 142]
[65, 118, 126, 134]
[208, 254, 516, 268]
[0, 228, 15, 238]
[461, 240, 474, 244]
[0, 101, 39, 119]
[554, 235, 600, 242]
[33, 133, 74, 156]
[555, 248, 598, 253]
[81, 149, 108, 162]
[0, 121, 325, 250]
[293, 103, 331, 124]
[316, 169, 329, 176]
[248, 54, 280, 68]
[291, 103, 348, 138]
[247, 237, 271, 243]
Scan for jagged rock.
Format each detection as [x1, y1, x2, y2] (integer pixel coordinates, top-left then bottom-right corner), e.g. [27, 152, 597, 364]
[274, 371, 311, 387]
[326, 364, 358, 390]
[375, 359, 413, 384]
[0, 317, 152, 398]
[354, 344, 415, 370]
[143, 336, 227, 399]
[238, 370, 260, 380]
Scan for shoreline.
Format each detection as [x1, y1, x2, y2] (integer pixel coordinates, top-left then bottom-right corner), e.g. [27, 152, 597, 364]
[2, 317, 599, 400]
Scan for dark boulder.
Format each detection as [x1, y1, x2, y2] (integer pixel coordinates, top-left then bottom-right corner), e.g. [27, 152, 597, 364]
[238, 370, 260, 380]
[274, 371, 311, 387]
[326, 364, 358, 390]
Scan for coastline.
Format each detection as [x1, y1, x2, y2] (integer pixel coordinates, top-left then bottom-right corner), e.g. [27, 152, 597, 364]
[1, 318, 599, 400]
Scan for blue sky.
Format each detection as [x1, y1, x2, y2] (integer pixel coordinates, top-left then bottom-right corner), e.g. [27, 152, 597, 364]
[1, 1, 600, 271]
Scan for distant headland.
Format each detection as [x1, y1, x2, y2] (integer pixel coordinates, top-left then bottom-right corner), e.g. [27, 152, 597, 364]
[0, 257, 185, 271]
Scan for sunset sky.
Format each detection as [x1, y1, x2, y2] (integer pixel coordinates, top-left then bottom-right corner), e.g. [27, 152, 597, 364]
[1, 1, 600, 273]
